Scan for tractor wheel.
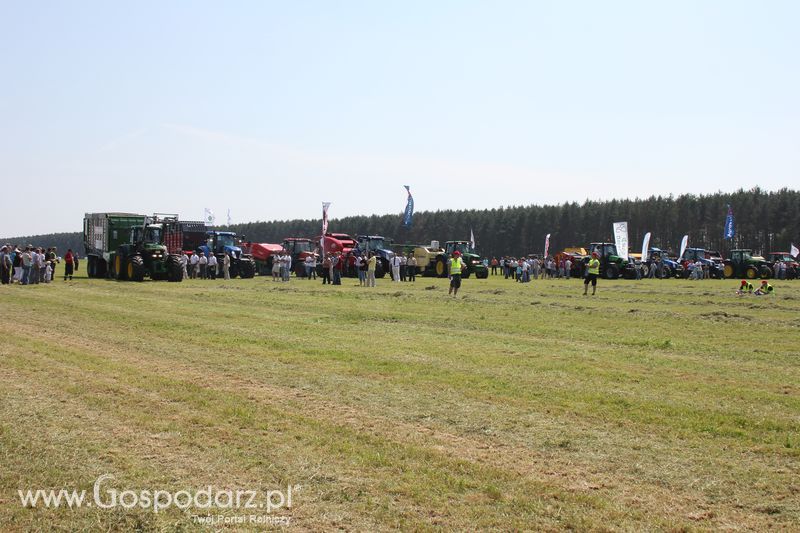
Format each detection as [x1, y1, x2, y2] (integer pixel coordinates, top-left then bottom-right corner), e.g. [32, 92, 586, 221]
[293, 262, 306, 277]
[604, 263, 619, 280]
[97, 258, 107, 278]
[661, 266, 672, 279]
[462, 271, 471, 279]
[114, 254, 127, 280]
[87, 256, 96, 278]
[723, 264, 734, 278]
[435, 257, 448, 278]
[640, 264, 649, 278]
[127, 255, 145, 281]
[166, 255, 183, 282]
[745, 266, 758, 279]
[759, 266, 772, 279]
[239, 260, 255, 279]
[476, 270, 488, 279]
[788, 267, 798, 280]
[375, 263, 386, 278]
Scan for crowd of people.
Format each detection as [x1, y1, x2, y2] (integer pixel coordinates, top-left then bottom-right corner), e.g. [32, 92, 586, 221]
[489, 256, 577, 281]
[0, 244, 79, 285]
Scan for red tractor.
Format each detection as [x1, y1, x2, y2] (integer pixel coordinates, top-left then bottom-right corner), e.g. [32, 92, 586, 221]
[768, 252, 798, 279]
[282, 238, 319, 277]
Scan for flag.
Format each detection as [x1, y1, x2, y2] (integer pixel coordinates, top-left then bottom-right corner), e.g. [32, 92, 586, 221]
[321, 202, 331, 255]
[641, 232, 651, 262]
[791, 243, 799, 258]
[613, 222, 629, 260]
[544, 233, 551, 258]
[724, 205, 735, 240]
[679, 235, 689, 260]
[469, 228, 475, 250]
[204, 208, 215, 226]
[227, 208, 232, 226]
[402, 185, 414, 227]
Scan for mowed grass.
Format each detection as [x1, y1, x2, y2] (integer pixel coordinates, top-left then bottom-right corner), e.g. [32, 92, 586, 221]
[1, 271, 799, 531]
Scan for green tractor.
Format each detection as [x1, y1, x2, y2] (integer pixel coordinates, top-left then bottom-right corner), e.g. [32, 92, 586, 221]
[584, 242, 636, 279]
[110, 217, 183, 282]
[723, 249, 773, 280]
[434, 241, 489, 279]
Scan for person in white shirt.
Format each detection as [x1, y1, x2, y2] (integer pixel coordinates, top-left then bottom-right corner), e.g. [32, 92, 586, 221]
[304, 255, 315, 280]
[282, 253, 292, 281]
[190, 253, 199, 279]
[179, 251, 188, 280]
[199, 253, 208, 279]
[207, 254, 218, 279]
[223, 253, 231, 280]
[391, 254, 401, 282]
[399, 254, 407, 281]
[45, 261, 52, 283]
[564, 259, 572, 280]
[271, 254, 281, 281]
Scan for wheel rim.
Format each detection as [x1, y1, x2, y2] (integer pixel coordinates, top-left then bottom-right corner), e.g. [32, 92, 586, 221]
[724, 265, 733, 278]
[746, 268, 757, 279]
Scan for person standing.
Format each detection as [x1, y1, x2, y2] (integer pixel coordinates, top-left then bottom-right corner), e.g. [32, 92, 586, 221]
[366, 252, 377, 287]
[321, 254, 331, 284]
[282, 253, 292, 281]
[407, 253, 417, 282]
[180, 251, 189, 280]
[223, 252, 231, 280]
[448, 250, 465, 296]
[190, 252, 199, 279]
[491, 257, 499, 275]
[333, 253, 343, 285]
[357, 254, 367, 286]
[565, 258, 572, 280]
[21, 247, 32, 285]
[0, 246, 10, 284]
[271, 254, 281, 281]
[199, 253, 208, 279]
[63, 248, 76, 281]
[305, 255, 315, 279]
[391, 253, 401, 282]
[399, 254, 407, 282]
[583, 252, 600, 296]
[207, 253, 218, 279]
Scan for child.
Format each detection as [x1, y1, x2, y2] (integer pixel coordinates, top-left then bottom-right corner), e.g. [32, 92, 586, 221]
[45, 261, 52, 283]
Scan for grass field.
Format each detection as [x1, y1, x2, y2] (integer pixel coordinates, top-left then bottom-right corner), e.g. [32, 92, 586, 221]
[1, 272, 798, 531]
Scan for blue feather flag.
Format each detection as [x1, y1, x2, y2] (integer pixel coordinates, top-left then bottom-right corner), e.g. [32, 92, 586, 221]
[402, 186, 414, 227]
[723, 205, 735, 240]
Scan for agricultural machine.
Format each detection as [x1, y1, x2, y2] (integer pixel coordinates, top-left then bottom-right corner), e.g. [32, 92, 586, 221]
[320, 233, 359, 276]
[197, 231, 256, 278]
[644, 247, 683, 279]
[414, 240, 488, 278]
[282, 238, 318, 276]
[584, 242, 637, 279]
[240, 242, 284, 275]
[83, 213, 182, 282]
[768, 252, 798, 279]
[554, 249, 586, 277]
[355, 235, 393, 278]
[680, 247, 724, 279]
[722, 249, 772, 279]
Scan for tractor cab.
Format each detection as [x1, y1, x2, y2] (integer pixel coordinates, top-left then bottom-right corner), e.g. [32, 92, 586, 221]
[586, 242, 636, 279]
[724, 249, 772, 279]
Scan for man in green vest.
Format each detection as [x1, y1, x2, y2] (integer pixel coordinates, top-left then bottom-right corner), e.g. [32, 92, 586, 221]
[755, 280, 774, 295]
[448, 250, 465, 297]
[736, 280, 754, 295]
[583, 251, 600, 296]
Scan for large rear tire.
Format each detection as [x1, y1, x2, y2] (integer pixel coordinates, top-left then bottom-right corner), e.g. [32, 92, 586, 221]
[661, 265, 672, 279]
[239, 260, 255, 279]
[167, 255, 183, 282]
[723, 264, 734, 278]
[128, 255, 145, 282]
[114, 254, 127, 281]
[745, 266, 758, 279]
[604, 263, 619, 280]
[435, 257, 448, 278]
[759, 266, 772, 279]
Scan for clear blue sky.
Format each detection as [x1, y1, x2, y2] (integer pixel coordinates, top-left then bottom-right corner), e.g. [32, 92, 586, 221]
[1, 1, 798, 236]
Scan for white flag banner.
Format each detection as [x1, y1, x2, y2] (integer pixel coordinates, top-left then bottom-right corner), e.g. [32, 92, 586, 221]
[679, 235, 689, 260]
[791, 243, 799, 258]
[227, 208, 232, 226]
[641, 232, 651, 263]
[469, 228, 476, 250]
[544, 233, 551, 258]
[204, 208, 215, 226]
[321, 202, 331, 255]
[613, 222, 629, 260]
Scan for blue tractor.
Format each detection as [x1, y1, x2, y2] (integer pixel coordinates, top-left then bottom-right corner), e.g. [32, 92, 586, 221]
[355, 235, 392, 278]
[196, 231, 255, 278]
[646, 247, 683, 279]
[680, 247, 724, 279]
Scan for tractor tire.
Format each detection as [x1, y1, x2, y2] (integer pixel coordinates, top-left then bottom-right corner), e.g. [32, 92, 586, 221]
[759, 266, 772, 279]
[239, 260, 255, 279]
[375, 263, 386, 278]
[476, 270, 489, 279]
[723, 264, 734, 278]
[788, 267, 798, 280]
[661, 266, 672, 279]
[745, 266, 758, 279]
[435, 257, 448, 278]
[114, 254, 127, 281]
[127, 255, 145, 282]
[293, 262, 306, 277]
[640, 264, 649, 278]
[97, 258, 107, 278]
[604, 263, 619, 280]
[167, 255, 183, 282]
[462, 271, 471, 279]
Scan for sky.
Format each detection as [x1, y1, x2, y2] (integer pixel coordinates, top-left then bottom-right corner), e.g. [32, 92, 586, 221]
[1, 0, 798, 236]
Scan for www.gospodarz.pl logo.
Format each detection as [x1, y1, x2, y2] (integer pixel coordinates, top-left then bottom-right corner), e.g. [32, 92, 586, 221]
[18, 474, 300, 514]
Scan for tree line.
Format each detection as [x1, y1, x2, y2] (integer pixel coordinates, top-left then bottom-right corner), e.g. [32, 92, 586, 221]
[4, 188, 798, 258]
